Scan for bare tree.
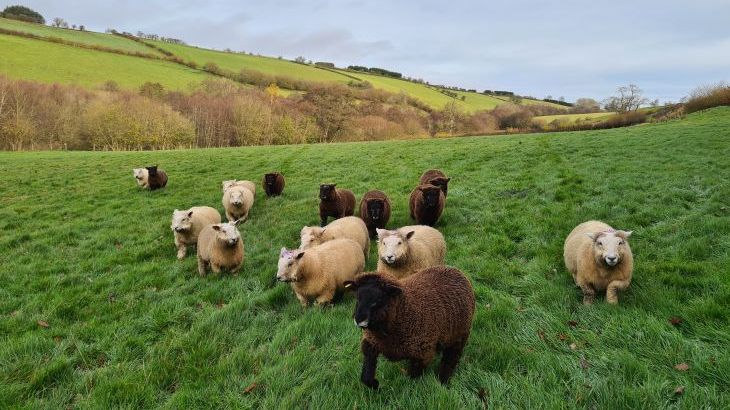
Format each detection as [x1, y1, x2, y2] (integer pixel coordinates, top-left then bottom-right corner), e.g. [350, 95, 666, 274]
[572, 98, 602, 113]
[603, 84, 648, 112]
[51, 17, 66, 27]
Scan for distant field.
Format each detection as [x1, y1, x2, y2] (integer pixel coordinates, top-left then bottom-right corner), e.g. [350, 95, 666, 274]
[0, 34, 212, 90]
[533, 112, 613, 125]
[1, 108, 729, 408]
[0, 17, 164, 55]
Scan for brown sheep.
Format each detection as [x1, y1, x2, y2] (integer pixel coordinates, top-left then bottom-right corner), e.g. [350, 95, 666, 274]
[319, 183, 355, 226]
[359, 190, 391, 239]
[564, 220, 634, 304]
[419, 169, 451, 196]
[276, 238, 365, 307]
[263, 172, 285, 197]
[196, 220, 244, 276]
[146, 165, 168, 190]
[409, 184, 445, 226]
[376, 225, 446, 279]
[300, 216, 370, 259]
[345, 266, 475, 388]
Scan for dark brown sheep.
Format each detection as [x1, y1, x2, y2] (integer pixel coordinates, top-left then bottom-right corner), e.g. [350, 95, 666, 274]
[146, 165, 168, 190]
[359, 190, 391, 239]
[409, 184, 445, 226]
[262, 172, 285, 197]
[345, 266, 475, 389]
[319, 184, 355, 226]
[419, 169, 451, 196]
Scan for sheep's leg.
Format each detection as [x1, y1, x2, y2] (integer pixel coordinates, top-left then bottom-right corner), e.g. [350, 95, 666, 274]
[197, 258, 207, 276]
[225, 211, 234, 222]
[174, 236, 186, 260]
[314, 290, 335, 307]
[606, 279, 631, 304]
[229, 263, 241, 277]
[210, 263, 222, 274]
[576, 277, 596, 305]
[360, 339, 380, 389]
[438, 339, 466, 384]
[295, 291, 308, 308]
[320, 215, 327, 227]
[407, 359, 427, 378]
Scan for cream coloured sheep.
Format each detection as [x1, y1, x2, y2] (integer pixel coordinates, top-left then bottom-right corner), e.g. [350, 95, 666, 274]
[197, 220, 244, 276]
[564, 220, 634, 304]
[171, 206, 221, 259]
[300, 216, 370, 259]
[132, 168, 148, 188]
[276, 238, 365, 307]
[222, 180, 256, 222]
[376, 225, 446, 279]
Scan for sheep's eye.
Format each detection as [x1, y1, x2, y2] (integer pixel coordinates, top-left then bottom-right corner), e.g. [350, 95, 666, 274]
[397, 241, 402, 245]
[597, 242, 603, 247]
[619, 241, 624, 245]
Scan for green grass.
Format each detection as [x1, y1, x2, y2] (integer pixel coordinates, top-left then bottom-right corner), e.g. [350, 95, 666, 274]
[1, 108, 729, 408]
[0, 34, 213, 90]
[0, 17, 164, 55]
[533, 112, 614, 125]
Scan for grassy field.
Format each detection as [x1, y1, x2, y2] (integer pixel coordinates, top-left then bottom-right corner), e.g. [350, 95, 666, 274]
[0, 17, 164, 55]
[0, 34, 213, 90]
[1, 108, 728, 408]
[533, 112, 614, 125]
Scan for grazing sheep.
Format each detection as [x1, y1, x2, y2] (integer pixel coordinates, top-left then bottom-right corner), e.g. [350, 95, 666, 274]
[262, 172, 285, 197]
[170, 206, 221, 260]
[409, 184, 445, 226]
[564, 220, 634, 304]
[146, 166, 168, 190]
[300, 216, 370, 259]
[345, 266, 475, 388]
[359, 190, 392, 239]
[132, 168, 149, 188]
[319, 184, 356, 226]
[197, 220, 244, 276]
[222, 180, 256, 222]
[376, 225, 446, 279]
[419, 169, 451, 196]
[276, 238, 365, 306]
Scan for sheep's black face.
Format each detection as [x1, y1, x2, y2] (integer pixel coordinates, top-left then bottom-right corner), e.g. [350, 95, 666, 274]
[265, 174, 277, 186]
[422, 188, 441, 208]
[430, 177, 450, 195]
[352, 284, 390, 329]
[146, 166, 158, 176]
[367, 200, 385, 221]
[320, 184, 336, 200]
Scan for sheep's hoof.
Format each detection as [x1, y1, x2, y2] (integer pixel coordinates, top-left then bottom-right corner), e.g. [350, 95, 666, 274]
[362, 378, 379, 390]
[582, 297, 594, 305]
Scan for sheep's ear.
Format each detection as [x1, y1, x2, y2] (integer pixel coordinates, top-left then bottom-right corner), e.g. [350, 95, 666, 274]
[212, 225, 221, 231]
[585, 232, 597, 241]
[187, 211, 193, 217]
[405, 231, 416, 240]
[233, 219, 242, 226]
[446, 177, 451, 182]
[376, 228, 386, 239]
[617, 230, 632, 239]
[343, 281, 356, 291]
[385, 283, 402, 297]
[280, 247, 287, 256]
[295, 251, 305, 260]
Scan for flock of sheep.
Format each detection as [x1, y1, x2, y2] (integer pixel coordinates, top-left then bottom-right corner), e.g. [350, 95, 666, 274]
[131, 165, 634, 388]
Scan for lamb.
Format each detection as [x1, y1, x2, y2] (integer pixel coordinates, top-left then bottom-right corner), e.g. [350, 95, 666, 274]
[170, 206, 221, 260]
[359, 190, 391, 239]
[345, 266, 475, 388]
[376, 225, 446, 279]
[146, 165, 168, 190]
[300, 216, 370, 259]
[276, 238, 365, 307]
[196, 220, 244, 276]
[319, 183, 356, 226]
[132, 168, 149, 188]
[262, 172, 285, 197]
[419, 169, 451, 196]
[222, 180, 256, 222]
[409, 184, 445, 226]
[563, 220, 634, 304]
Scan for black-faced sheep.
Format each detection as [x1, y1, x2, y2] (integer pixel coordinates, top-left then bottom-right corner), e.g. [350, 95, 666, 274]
[359, 190, 391, 239]
[419, 169, 451, 196]
[300, 216, 370, 259]
[276, 238, 365, 307]
[171, 206, 222, 259]
[376, 225, 445, 279]
[345, 266, 475, 388]
[262, 172, 285, 197]
[222, 180, 256, 222]
[132, 168, 149, 188]
[319, 184, 356, 226]
[409, 184, 445, 226]
[196, 220, 244, 276]
[146, 165, 168, 190]
[564, 220, 634, 304]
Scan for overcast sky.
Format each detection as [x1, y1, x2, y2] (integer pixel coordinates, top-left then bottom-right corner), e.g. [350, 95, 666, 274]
[17, 0, 730, 102]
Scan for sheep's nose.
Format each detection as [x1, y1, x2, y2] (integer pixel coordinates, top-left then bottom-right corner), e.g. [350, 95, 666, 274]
[606, 255, 617, 264]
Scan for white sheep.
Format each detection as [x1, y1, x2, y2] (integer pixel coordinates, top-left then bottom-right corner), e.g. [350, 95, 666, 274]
[132, 168, 148, 188]
[197, 220, 244, 276]
[170, 206, 221, 259]
[222, 180, 256, 222]
[564, 220, 634, 304]
[376, 225, 446, 279]
[276, 238, 365, 307]
[300, 216, 370, 259]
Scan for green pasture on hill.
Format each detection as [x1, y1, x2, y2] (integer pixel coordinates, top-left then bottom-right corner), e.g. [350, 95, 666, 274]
[1, 108, 728, 408]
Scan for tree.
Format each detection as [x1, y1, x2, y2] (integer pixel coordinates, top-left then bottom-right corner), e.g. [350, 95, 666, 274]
[1, 5, 45, 24]
[51, 17, 67, 28]
[79, 25, 85, 31]
[603, 84, 648, 112]
[72, 24, 76, 30]
[572, 98, 601, 113]
[294, 56, 306, 64]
